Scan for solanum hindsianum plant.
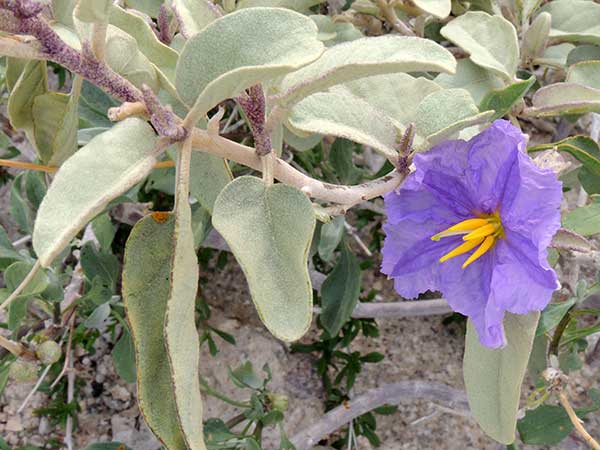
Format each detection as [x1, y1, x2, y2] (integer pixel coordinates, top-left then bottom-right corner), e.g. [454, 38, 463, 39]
[0, 0, 598, 449]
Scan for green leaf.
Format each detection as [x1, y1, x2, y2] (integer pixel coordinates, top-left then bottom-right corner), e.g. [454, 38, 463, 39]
[5, 261, 50, 332]
[188, 152, 233, 214]
[213, 176, 316, 341]
[171, 0, 220, 37]
[79, 80, 119, 128]
[123, 0, 163, 17]
[237, 0, 325, 12]
[11, 173, 31, 233]
[7, 60, 48, 148]
[414, 88, 494, 148]
[567, 45, 600, 66]
[436, 59, 504, 105]
[536, 299, 575, 337]
[542, 0, 600, 46]
[25, 171, 47, 210]
[91, 213, 116, 252]
[320, 241, 361, 336]
[567, 60, 600, 90]
[479, 77, 535, 120]
[287, 89, 400, 159]
[113, 327, 136, 384]
[412, 0, 451, 18]
[310, 14, 363, 47]
[522, 12, 551, 63]
[32, 118, 159, 267]
[535, 43, 575, 68]
[164, 169, 206, 450]
[122, 213, 187, 450]
[329, 139, 362, 185]
[84, 302, 111, 330]
[440, 11, 519, 81]
[562, 203, 600, 236]
[176, 7, 324, 118]
[517, 405, 577, 445]
[75, 0, 111, 22]
[463, 312, 540, 444]
[0, 225, 23, 270]
[32, 91, 79, 165]
[279, 35, 456, 105]
[80, 242, 120, 289]
[230, 361, 263, 390]
[527, 83, 600, 116]
[318, 216, 345, 261]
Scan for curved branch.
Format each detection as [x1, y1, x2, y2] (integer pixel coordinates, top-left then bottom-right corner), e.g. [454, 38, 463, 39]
[192, 129, 405, 205]
[352, 299, 452, 318]
[289, 381, 468, 450]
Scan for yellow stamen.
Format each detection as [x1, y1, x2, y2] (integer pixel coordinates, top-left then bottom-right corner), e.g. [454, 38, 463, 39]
[462, 223, 497, 241]
[439, 238, 484, 263]
[462, 235, 496, 269]
[431, 218, 489, 241]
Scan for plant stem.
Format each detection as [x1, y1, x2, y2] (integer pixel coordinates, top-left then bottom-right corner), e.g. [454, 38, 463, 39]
[199, 376, 251, 408]
[225, 412, 247, 429]
[558, 391, 600, 450]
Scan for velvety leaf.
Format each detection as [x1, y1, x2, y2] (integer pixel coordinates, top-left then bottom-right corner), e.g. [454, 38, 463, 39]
[527, 83, 600, 116]
[320, 241, 361, 336]
[122, 213, 187, 449]
[109, 4, 179, 84]
[212, 176, 316, 341]
[91, 213, 116, 252]
[318, 216, 345, 262]
[176, 7, 324, 117]
[329, 138, 362, 185]
[310, 14, 363, 47]
[567, 61, 600, 90]
[414, 88, 494, 148]
[237, 0, 325, 12]
[75, 0, 111, 23]
[522, 12, 551, 63]
[7, 60, 48, 147]
[185, 151, 232, 214]
[171, 0, 220, 37]
[436, 59, 504, 105]
[32, 91, 79, 165]
[550, 228, 593, 252]
[113, 327, 136, 384]
[412, 0, 451, 18]
[479, 76, 535, 120]
[535, 43, 575, 68]
[279, 35, 456, 104]
[562, 203, 600, 236]
[123, 0, 163, 17]
[464, 312, 540, 444]
[33, 118, 159, 267]
[517, 405, 577, 445]
[287, 89, 400, 159]
[567, 45, 600, 66]
[164, 167, 206, 450]
[542, 0, 600, 46]
[440, 11, 519, 81]
[283, 127, 322, 152]
[52, 0, 76, 27]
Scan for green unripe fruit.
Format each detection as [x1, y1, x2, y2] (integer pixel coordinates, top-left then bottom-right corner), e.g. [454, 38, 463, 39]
[36, 340, 62, 364]
[9, 360, 39, 383]
[268, 393, 289, 412]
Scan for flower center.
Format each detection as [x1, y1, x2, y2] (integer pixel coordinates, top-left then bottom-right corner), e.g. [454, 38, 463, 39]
[430, 212, 504, 269]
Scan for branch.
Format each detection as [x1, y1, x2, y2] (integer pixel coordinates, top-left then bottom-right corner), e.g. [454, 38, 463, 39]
[192, 129, 405, 206]
[375, 0, 415, 36]
[352, 299, 452, 318]
[558, 391, 600, 450]
[289, 381, 468, 450]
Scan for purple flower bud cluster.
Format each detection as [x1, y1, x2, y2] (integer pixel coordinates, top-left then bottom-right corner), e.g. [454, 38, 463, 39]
[237, 85, 272, 156]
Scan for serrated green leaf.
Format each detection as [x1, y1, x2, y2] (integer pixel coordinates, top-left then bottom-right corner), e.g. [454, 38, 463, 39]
[33, 118, 159, 267]
[122, 213, 187, 450]
[412, 0, 451, 18]
[176, 7, 324, 118]
[464, 312, 539, 444]
[279, 35, 456, 104]
[320, 241, 361, 336]
[479, 76, 535, 120]
[542, 0, 600, 46]
[441, 11, 519, 81]
[213, 176, 316, 341]
[171, 0, 220, 37]
[562, 203, 600, 236]
[32, 91, 79, 165]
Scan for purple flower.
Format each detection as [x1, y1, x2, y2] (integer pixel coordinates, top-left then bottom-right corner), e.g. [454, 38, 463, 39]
[381, 120, 562, 348]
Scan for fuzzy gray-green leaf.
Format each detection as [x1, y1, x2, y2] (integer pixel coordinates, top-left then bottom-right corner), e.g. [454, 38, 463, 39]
[212, 176, 316, 341]
[464, 312, 540, 444]
[33, 118, 159, 267]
